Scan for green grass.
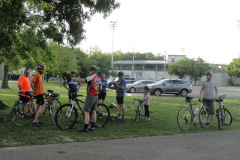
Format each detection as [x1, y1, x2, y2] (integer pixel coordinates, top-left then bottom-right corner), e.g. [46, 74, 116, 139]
[0, 81, 240, 147]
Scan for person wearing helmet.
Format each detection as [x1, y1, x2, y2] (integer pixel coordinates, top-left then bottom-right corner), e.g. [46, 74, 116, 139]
[143, 86, 151, 120]
[199, 71, 218, 118]
[115, 71, 126, 121]
[63, 70, 81, 103]
[30, 64, 46, 127]
[71, 66, 102, 132]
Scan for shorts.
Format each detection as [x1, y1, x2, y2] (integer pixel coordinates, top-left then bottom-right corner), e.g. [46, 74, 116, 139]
[203, 99, 214, 115]
[116, 96, 124, 104]
[20, 96, 30, 103]
[84, 95, 98, 112]
[69, 92, 77, 100]
[34, 94, 44, 105]
[98, 92, 106, 100]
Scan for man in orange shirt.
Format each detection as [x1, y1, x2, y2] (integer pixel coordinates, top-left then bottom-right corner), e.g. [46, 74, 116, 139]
[30, 64, 45, 127]
[18, 68, 31, 116]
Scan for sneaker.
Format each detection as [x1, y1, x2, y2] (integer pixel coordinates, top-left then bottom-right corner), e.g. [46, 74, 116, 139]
[147, 118, 150, 121]
[38, 121, 44, 125]
[118, 115, 122, 120]
[77, 128, 88, 132]
[88, 127, 94, 131]
[32, 122, 41, 127]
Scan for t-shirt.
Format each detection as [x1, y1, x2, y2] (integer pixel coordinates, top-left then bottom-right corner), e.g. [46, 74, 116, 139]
[85, 74, 101, 96]
[116, 79, 126, 97]
[31, 72, 44, 96]
[144, 92, 150, 105]
[18, 76, 30, 97]
[202, 80, 216, 99]
[99, 79, 108, 93]
[67, 78, 81, 92]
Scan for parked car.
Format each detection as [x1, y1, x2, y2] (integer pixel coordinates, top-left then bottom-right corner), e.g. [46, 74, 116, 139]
[126, 80, 156, 93]
[109, 78, 135, 89]
[148, 79, 192, 97]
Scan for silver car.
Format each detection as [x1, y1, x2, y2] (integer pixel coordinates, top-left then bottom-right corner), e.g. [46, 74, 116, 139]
[126, 80, 156, 93]
[148, 79, 192, 96]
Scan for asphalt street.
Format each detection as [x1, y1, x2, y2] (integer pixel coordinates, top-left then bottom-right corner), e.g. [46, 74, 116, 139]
[1, 130, 240, 160]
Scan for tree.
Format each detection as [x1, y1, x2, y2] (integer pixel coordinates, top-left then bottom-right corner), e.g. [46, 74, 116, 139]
[0, 0, 120, 88]
[168, 57, 210, 84]
[227, 58, 240, 78]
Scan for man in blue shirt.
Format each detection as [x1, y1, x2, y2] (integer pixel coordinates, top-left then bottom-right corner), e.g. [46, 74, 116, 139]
[63, 70, 81, 103]
[98, 73, 108, 104]
[115, 71, 126, 121]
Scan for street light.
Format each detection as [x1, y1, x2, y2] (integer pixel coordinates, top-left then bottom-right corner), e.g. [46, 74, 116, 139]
[109, 21, 118, 69]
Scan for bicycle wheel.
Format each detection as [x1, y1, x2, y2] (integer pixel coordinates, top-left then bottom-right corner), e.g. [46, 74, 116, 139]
[55, 104, 78, 130]
[135, 108, 139, 122]
[199, 107, 213, 128]
[10, 101, 34, 127]
[94, 103, 110, 127]
[217, 108, 224, 130]
[177, 107, 192, 130]
[221, 108, 232, 126]
[48, 101, 60, 124]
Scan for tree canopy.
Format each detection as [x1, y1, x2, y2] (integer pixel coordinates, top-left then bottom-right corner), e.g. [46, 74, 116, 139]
[227, 58, 240, 78]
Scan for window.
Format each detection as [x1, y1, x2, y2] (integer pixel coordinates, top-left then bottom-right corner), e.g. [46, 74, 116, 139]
[173, 80, 185, 84]
[147, 81, 154, 84]
[165, 80, 173, 85]
[141, 81, 146, 85]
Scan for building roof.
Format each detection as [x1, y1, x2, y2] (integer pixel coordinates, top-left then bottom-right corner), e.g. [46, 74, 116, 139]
[112, 60, 173, 65]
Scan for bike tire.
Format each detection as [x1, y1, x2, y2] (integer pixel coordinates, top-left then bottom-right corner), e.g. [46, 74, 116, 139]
[48, 101, 61, 124]
[217, 108, 223, 130]
[177, 107, 192, 130]
[222, 108, 232, 126]
[135, 110, 139, 122]
[55, 104, 79, 130]
[199, 107, 213, 128]
[94, 103, 110, 127]
[10, 101, 34, 127]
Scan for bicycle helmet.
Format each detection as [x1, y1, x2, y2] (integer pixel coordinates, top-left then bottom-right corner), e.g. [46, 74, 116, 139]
[89, 66, 98, 71]
[205, 71, 212, 76]
[144, 86, 150, 90]
[37, 64, 45, 69]
[71, 70, 76, 74]
[117, 71, 124, 76]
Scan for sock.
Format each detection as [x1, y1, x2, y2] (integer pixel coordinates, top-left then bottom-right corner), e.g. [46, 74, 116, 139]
[91, 123, 95, 128]
[33, 120, 38, 123]
[122, 115, 124, 118]
[118, 114, 120, 116]
[84, 124, 88, 129]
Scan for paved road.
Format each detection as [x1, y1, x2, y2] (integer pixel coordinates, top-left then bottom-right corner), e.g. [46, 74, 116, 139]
[1, 130, 240, 160]
[123, 86, 240, 98]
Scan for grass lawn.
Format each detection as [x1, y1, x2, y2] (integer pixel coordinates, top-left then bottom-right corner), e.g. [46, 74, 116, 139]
[0, 81, 240, 147]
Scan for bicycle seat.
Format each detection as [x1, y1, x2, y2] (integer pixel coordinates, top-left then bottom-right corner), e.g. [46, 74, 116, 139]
[185, 96, 193, 102]
[47, 90, 54, 93]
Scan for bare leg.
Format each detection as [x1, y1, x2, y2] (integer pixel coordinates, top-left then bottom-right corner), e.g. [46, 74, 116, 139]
[118, 104, 124, 115]
[34, 105, 45, 121]
[91, 111, 96, 123]
[84, 111, 89, 124]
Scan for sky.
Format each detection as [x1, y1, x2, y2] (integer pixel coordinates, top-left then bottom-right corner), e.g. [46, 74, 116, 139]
[80, 0, 240, 64]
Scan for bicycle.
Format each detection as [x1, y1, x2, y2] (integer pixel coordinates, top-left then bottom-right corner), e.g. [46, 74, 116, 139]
[177, 96, 213, 130]
[133, 99, 145, 122]
[215, 94, 232, 130]
[54, 93, 110, 130]
[10, 90, 61, 127]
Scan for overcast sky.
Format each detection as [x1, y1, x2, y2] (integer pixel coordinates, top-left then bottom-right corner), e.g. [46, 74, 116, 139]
[80, 0, 240, 64]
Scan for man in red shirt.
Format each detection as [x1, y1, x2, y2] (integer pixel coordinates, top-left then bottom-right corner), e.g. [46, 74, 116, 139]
[18, 68, 31, 116]
[30, 64, 45, 127]
[71, 66, 102, 132]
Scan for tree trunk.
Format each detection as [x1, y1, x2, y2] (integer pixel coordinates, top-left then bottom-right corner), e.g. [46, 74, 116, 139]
[46, 74, 49, 82]
[1, 65, 10, 89]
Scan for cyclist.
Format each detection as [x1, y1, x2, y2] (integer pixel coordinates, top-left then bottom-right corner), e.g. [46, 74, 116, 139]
[18, 67, 33, 81]
[98, 73, 108, 105]
[71, 66, 101, 132]
[115, 71, 126, 121]
[199, 71, 218, 116]
[63, 70, 81, 103]
[30, 64, 46, 127]
[143, 86, 150, 120]
[18, 68, 31, 116]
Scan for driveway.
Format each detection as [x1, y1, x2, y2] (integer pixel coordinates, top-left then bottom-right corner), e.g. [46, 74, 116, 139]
[1, 130, 240, 160]
[123, 86, 240, 98]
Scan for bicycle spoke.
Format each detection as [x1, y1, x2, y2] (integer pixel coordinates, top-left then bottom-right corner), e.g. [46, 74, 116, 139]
[177, 107, 192, 130]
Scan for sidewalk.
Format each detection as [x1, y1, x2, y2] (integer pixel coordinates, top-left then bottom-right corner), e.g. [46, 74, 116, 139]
[1, 130, 240, 160]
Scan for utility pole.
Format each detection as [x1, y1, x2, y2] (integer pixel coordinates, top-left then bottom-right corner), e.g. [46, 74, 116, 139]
[132, 47, 134, 61]
[164, 51, 167, 79]
[109, 21, 118, 69]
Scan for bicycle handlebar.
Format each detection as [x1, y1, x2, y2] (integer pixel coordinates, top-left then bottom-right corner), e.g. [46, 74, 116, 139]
[133, 99, 144, 104]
